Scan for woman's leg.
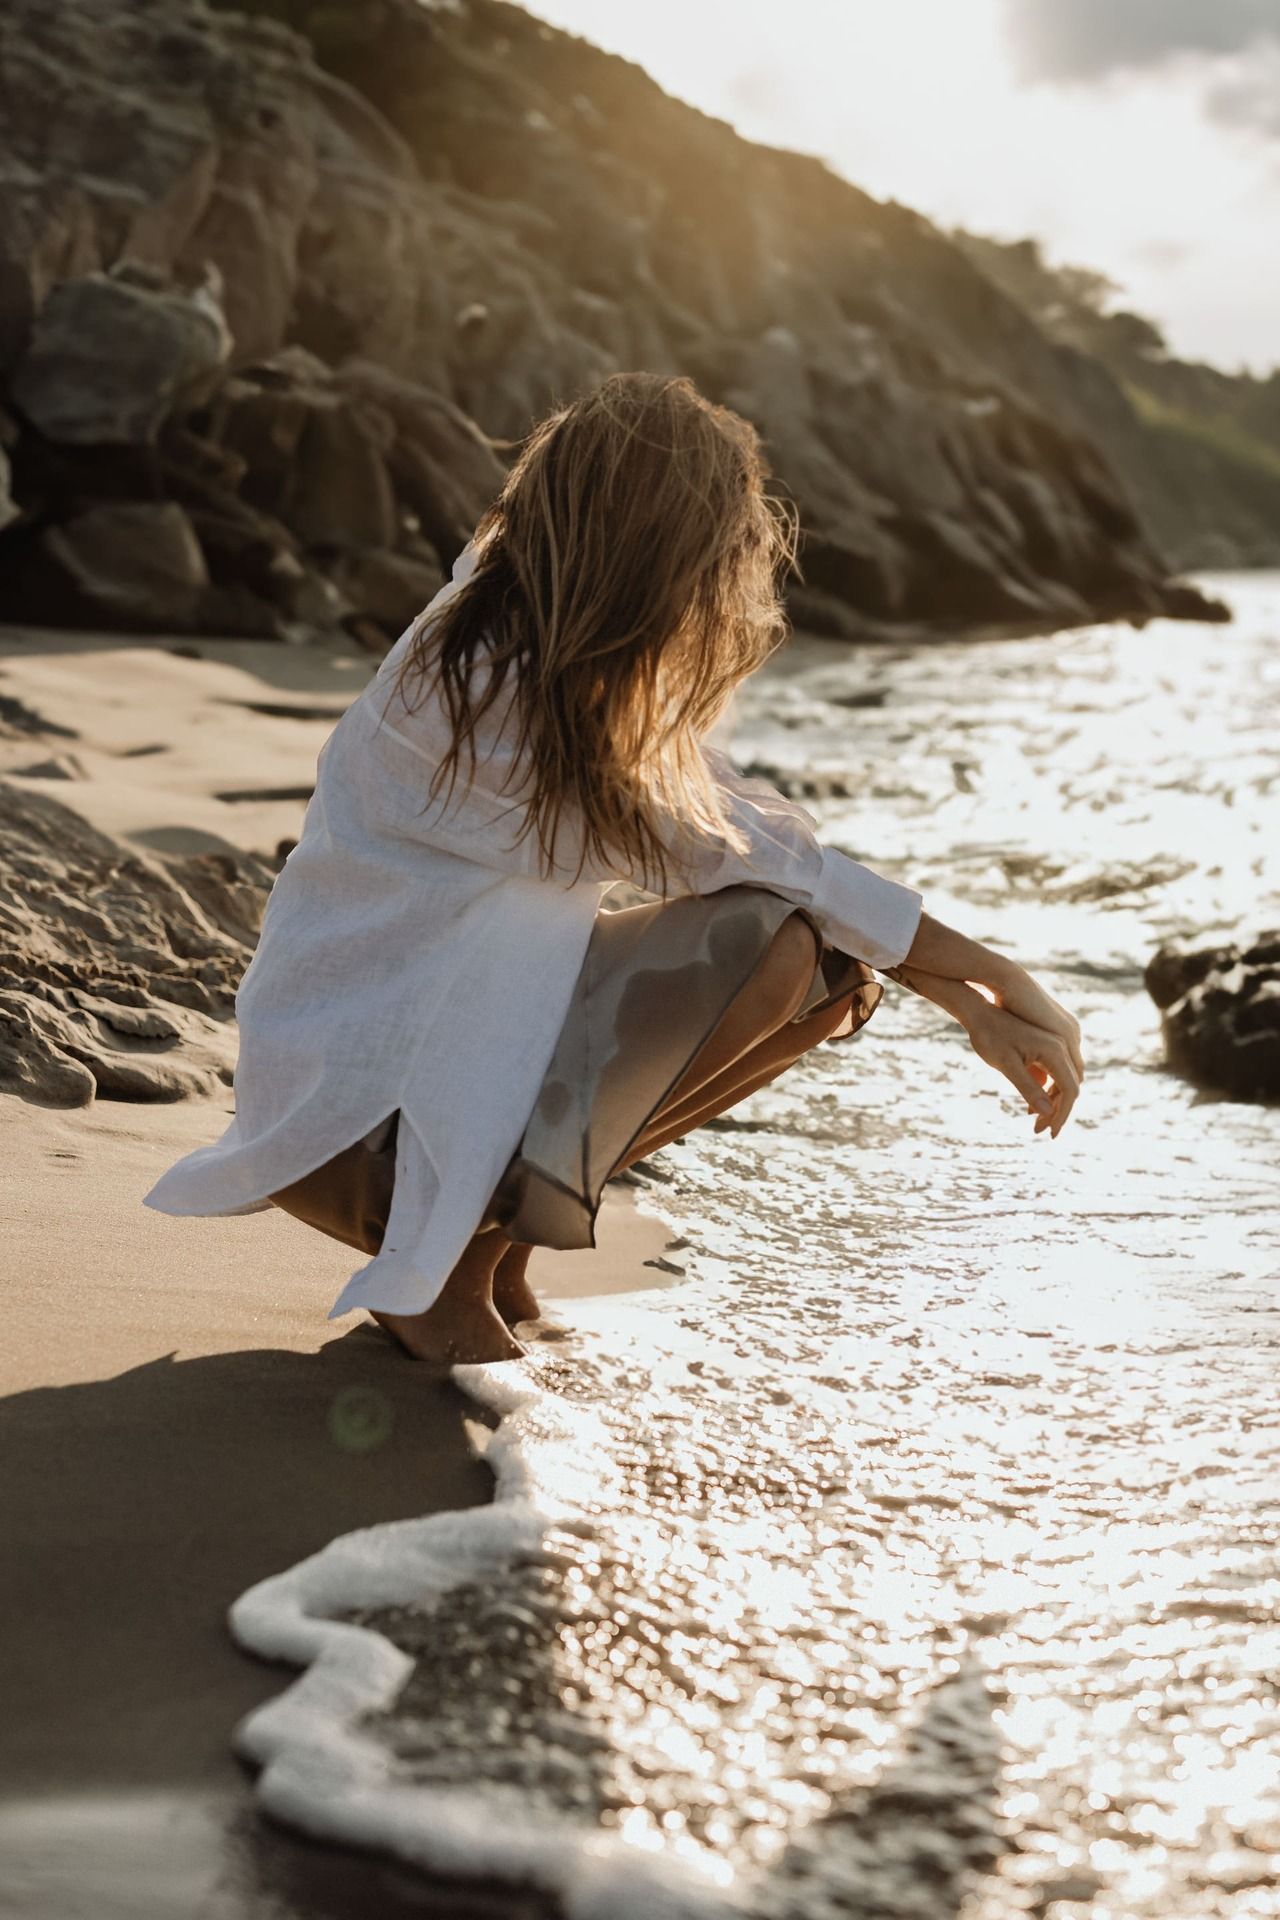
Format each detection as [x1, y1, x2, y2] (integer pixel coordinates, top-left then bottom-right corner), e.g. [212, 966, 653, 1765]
[620, 989, 858, 1167]
[658, 911, 822, 1101]
[488, 917, 834, 1328]
[492, 1241, 539, 1324]
[376, 915, 845, 1360]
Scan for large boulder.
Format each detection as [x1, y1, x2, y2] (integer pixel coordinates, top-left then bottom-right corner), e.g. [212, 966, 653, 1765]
[339, 360, 508, 569]
[9, 262, 232, 444]
[211, 347, 396, 549]
[1145, 932, 1280, 1104]
[29, 501, 212, 633]
[329, 546, 444, 635]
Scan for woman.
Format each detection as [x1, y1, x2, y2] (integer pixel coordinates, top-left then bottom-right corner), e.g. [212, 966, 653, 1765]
[145, 373, 1083, 1365]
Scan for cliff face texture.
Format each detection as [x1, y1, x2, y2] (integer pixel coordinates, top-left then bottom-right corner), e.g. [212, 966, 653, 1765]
[0, 0, 1226, 645]
[953, 232, 1280, 573]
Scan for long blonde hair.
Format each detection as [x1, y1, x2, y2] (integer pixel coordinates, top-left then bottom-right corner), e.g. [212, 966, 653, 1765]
[388, 372, 798, 888]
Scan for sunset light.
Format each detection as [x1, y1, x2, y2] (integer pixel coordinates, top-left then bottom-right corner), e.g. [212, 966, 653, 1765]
[2, 0, 1276, 1916]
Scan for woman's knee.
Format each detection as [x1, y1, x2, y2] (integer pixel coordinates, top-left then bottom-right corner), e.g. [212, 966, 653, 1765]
[751, 912, 821, 1028]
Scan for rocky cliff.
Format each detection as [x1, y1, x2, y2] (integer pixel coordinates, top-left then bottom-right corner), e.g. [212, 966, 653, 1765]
[952, 231, 1280, 572]
[0, 0, 1226, 646]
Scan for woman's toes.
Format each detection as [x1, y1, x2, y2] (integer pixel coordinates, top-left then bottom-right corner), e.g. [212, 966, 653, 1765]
[370, 1304, 527, 1365]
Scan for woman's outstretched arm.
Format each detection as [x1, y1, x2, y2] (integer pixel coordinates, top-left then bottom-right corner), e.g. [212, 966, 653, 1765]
[366, 692, 1083, 1127]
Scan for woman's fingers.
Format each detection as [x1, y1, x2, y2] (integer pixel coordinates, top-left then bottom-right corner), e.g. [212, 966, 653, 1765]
[970, 1003, 1083, 1137]
[1058, 1009, 1085, 1083]
[1043, 1039, 1080, 1101]
[997, 970, 1085, 1083]
[1002, 1053, 1055, 1115]
[999, 1041, 1078, 1136]
[1033, 1042, 1079, 1135]
[1039, 996, 1084, 1083]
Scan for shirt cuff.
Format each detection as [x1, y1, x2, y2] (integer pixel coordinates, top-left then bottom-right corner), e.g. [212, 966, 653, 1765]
[810, 846, 923, 971]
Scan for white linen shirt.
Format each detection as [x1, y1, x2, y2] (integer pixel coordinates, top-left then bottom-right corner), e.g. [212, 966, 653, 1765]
[143, 543, 923, 1319]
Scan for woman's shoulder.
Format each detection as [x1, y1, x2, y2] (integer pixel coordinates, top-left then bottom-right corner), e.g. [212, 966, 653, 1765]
[368, 539, 481, 690]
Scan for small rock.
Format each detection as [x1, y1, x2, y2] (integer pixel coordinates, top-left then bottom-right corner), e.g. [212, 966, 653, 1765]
[0, 695, 78, 741]
[12, 754, 85, 780]
[1035, 1868, 1104, 1907]
[831, 689, 888, 710]
[1146, 931, 1280, 1103]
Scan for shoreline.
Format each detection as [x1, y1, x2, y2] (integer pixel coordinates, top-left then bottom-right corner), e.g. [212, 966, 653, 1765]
[0, 1092, 669, 1919]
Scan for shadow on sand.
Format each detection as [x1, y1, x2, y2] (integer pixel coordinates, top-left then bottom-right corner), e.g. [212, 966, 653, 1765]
[0, 1324, 510, 1917]
[1, 1326, 1004, 1918]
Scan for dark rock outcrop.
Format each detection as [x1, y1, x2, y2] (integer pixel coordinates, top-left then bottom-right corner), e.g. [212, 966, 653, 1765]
[0, 778, 274, 1106]
[28, 501, 212, 633]
[1145, 933, 1280, 1104]
[0, 0, 1227, 645]
[11, 262, 232, 445]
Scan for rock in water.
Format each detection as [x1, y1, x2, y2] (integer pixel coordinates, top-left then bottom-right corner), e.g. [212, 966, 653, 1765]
[1145, 933, 1280, 1104]
[0, 780, 273, 1106]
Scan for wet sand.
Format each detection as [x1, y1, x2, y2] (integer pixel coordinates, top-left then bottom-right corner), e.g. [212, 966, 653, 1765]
[0, 1093, 667, 1918]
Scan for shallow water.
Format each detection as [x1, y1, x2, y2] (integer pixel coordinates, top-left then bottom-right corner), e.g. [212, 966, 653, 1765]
[234, 576, 1280, 1918]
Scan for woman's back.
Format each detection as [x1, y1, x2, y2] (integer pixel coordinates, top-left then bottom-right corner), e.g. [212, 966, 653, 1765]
[144, 543, 614, 1316]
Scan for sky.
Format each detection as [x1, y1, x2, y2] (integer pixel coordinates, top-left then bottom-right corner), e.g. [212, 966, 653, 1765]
[531, 0, 1280, 376]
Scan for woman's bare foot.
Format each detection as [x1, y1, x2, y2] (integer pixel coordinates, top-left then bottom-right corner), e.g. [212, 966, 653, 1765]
[371, 1300, 526, 1365]
[492, 1243, 540, 1326]
[369, 1227, 526, 1363]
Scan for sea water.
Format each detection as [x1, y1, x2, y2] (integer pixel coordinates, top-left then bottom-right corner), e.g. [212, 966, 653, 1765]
[231, 576, 1280, 1918]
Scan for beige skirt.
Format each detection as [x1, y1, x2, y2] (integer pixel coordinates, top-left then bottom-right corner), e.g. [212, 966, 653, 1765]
[267, 884, 881, 1262]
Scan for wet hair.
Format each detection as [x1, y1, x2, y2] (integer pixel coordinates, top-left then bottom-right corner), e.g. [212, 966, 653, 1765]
[389, 370, 798, 888]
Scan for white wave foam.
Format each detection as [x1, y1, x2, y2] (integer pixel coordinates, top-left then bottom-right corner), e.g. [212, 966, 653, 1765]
[229, 1330, 740, 1919]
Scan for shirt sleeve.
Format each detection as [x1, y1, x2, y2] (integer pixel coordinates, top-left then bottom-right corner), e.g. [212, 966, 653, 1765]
[365, 654, 923, 972]
[687, 748, 923, 971]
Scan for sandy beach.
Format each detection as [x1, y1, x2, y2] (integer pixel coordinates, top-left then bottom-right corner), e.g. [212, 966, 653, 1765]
[0, 626, 669, 1918]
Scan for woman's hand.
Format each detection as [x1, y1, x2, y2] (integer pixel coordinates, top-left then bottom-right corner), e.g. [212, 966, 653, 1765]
[899, 913, 1085, 1088]
[884, 959, 1085, 1137]
[983, 961, 1085, 1086]
[963, 998, 1082, 1138]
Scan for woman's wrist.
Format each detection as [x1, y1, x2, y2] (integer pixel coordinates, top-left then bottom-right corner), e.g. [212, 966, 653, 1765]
[981, 950, 1023, 1000]
[887, 962, 990, 1033]
[902, 911, 1021, 998]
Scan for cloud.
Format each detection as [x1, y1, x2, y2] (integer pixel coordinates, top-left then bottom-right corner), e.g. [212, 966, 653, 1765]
[1131, 239, 1193, 273]
[1002, 0, 1280, 85]
[1204, 41, 1280, 137]
[728, 64, 791, 121]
